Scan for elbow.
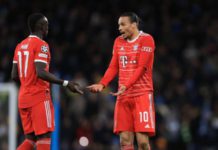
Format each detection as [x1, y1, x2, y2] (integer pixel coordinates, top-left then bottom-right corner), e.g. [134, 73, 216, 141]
[138, 66, 147, 72]
[11, 77, 16, 81]
[11, 71, 18, 81]
[36, 70, 44, 79]
[11, 75, 18, 81]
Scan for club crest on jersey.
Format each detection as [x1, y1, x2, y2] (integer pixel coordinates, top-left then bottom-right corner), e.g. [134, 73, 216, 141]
[133, 45, 138, 51]
[41, 45, 48, 53]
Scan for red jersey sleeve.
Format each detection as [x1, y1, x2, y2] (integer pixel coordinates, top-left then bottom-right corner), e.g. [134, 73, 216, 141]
[124, 35, 155, 89]
[13, 44, 20, 63]
[99, 39, 119, 87]
[34, 41, 50, 64]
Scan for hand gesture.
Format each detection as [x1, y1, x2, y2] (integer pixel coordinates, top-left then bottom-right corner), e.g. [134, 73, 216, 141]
[86, 83, 104, 93]
[110, 85, 126, 96]
[67, 81, 84, 95]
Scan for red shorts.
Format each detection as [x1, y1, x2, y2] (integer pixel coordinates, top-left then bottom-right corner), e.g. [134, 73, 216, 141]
[114, 92, 155, 136]
[19, 99, 55, 135]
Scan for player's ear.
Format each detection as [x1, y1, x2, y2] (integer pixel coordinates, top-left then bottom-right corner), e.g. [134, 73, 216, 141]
[131, 22, 137, 29]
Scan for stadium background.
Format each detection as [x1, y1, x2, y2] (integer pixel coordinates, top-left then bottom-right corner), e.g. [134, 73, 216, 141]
[0, 0, 218, 149]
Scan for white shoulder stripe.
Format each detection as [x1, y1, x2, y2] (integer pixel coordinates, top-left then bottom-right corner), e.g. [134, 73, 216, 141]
[149, 94, 155, 129]
[34, 59, 47, 64]
[139, 31, 150, 36]
[13, 61, 18, 63]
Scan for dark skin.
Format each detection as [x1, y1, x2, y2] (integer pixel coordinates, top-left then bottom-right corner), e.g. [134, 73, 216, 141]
[11, 17, 83, 94]
[35, 62, 83, 94]
[11, 16, 83, 141]
[11, 61, 83, 94]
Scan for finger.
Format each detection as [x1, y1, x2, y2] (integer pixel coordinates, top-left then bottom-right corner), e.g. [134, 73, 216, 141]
[75, 87, 84, 95]
[110, 92, 119, 96]
[77, 89, 84, 95]
[86, 85, 94, 89]
[93, 88, 99, 93]
[74, 83, 79, 86]
[112, 90, 124, 96]
[112, 93, 119, 96]
[88, 88, 97, 93]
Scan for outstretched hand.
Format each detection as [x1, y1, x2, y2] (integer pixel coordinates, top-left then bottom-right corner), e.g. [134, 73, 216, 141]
[110, 85, 126, 96]
[86, 83, 104, 93]
[67, 81, 84, 95]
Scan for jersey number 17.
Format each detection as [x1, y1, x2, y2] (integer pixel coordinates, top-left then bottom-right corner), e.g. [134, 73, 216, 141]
[17, 51, 29, 78]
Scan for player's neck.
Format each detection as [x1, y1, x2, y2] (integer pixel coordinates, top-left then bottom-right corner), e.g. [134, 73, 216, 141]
[30, 32, 43, 39]
[127, 30, 140, 42]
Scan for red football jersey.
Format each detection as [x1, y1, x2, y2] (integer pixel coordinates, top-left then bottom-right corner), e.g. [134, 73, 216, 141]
[13, 35, 51, 108]
[100, 31, 155, 97]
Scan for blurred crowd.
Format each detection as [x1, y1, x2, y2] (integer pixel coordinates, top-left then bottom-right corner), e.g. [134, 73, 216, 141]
[0, 0, 218, 149]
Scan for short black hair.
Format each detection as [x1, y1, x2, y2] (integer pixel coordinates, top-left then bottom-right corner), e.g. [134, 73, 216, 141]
[120, 12, 140, 26]
[27, 13, 45, 33]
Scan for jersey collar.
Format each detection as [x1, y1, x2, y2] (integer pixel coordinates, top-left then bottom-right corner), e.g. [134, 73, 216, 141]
[29, 35, 40, 39]
[127, 31, 142, 43]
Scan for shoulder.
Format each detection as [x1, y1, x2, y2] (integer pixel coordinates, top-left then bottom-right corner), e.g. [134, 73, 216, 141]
[116, 35, 124, 41]
[114, 35, 125, 44]
[15, 42, 21, 48]
[140, 32, 154, 41]
[34, 38, 49, 52]
[35, 38, 48, 46]
[139, 32, 155, 46]
[13, 43, 20, 55]
[14, 40, 24, 51]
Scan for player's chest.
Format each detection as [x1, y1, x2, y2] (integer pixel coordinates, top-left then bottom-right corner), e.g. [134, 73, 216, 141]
[116, 43, 141, 68]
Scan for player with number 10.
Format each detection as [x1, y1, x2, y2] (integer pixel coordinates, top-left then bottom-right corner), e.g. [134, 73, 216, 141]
[88, 12, 156, 150]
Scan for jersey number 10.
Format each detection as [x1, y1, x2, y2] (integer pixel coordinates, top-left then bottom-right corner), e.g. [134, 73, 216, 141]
[17, 51, 29, 77]
[139, 111, 149, 123]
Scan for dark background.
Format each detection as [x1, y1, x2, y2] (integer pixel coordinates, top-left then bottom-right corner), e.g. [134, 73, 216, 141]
[0, 0, 218, 149]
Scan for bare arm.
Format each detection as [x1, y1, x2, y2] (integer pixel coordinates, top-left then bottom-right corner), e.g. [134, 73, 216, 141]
[35, 62, 64, 84]
[87, 51, 118, 93]
[35, 62, 83, 94]
[11, 63, 19, 81]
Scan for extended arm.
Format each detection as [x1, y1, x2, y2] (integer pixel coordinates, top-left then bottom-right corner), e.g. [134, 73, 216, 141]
[35, 62, 63, 84]
[35, 62, 83, 94]
[87, 49, 119, 93]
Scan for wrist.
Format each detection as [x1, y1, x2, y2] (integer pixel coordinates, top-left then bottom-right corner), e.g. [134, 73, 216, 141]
[99, 83, 106, 88]
[62, 80, 69, 87]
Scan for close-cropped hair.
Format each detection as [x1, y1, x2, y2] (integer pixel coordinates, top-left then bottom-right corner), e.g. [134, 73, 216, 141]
[27, 13, 45, 32]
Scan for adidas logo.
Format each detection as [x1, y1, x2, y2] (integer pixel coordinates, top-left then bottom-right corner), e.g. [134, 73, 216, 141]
[145, 124, 150, 128]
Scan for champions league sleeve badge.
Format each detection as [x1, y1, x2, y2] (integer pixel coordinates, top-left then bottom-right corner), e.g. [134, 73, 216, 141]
[41, 45, 48, 53]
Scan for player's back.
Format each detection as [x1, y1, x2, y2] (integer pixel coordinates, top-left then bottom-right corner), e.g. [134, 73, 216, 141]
[13, 35, 51, 108]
